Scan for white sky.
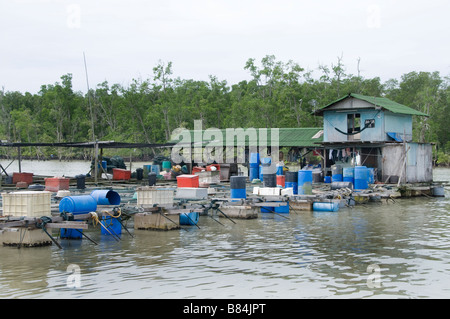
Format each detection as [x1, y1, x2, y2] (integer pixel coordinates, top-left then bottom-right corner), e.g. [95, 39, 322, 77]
[1, 0, 449, 93]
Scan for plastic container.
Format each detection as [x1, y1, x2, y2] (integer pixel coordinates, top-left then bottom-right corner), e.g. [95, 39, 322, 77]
[230, 188, 246, 199]
[313, 202, 340, 212]
[331, 164, 343, 182]
[101, 215, 122, 237]
[261, 157, 271, 167]
[90, 190, 121, 206]
[230, 176, 247, 189]
[432, 186, 445, 197]
[354, 166, 369, 190]
[151, 164, 160, 175]
[45, 177, 70, 192]
[136, 168, 143, 180]
[176, 175, 199, 188]
[249, 153, 260, 167]
[12, 172, 33, 185]
[263, 174, 276, 187]
[162, 161, 172, 171]
[343, 167, 354, 184]
[259, 165, 264, 182]
[59, 195, 98, 213]
[261, 206, 274, 213]
[285, 171, 298, 182]
[285, 182, 298, 195]
[179, 212, 200, 225]
[76, 174, 86, 189]
[148, 172, 157, 186]
[249, 166, 259, 182]
[1, 191, 52, 217]
[136, 187, 174, 205]
[276, 175, 285, 187]
[112, 168, 131, 180]
[274, 202, 289, 213]
[276, 165, 284, 175]
[324, 176, 331, 183]
[298, 170, 313, 195]
[59, 195, 98, 239]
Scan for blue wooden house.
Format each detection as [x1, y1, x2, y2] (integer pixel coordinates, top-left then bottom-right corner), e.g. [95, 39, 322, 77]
[314, 93, 432, 183]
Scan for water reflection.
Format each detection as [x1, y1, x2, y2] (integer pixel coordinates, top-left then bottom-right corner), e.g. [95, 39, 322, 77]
[0, 168, 449, 298]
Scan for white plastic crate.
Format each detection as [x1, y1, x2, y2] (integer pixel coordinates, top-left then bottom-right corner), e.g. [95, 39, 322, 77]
[1, 191, 52, 217]
[136, 187, 174, 206]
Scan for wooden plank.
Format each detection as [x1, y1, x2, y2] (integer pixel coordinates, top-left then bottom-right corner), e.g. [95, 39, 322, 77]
[45, 222, 88, 230]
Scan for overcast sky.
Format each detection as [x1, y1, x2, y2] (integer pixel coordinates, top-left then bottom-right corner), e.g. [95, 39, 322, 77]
[1, 0, 449, 94]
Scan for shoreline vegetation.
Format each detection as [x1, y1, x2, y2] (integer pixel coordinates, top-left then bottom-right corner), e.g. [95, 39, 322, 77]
[1, 55, 450, 165]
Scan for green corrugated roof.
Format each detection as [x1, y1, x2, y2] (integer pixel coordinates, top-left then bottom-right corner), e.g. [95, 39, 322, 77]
[315, 93, 428, 116]
[170, 127, 323, 147]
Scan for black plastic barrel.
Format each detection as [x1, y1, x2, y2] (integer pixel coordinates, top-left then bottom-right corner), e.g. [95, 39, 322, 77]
[76, 174, 85, 189]
[285, 171, 298, 182]
[230, 176, 247, 200]
[230, 176, 247, 189]
[136, 168, 143, 180]
[263, 174, 276, 187]
[148, 172, 157, 186]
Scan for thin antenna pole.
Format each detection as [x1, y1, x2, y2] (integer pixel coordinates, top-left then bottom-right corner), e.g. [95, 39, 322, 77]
[83, 52, 95, 141]
[84, 52, 97, 183]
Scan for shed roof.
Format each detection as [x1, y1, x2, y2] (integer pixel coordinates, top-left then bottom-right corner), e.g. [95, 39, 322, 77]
[315, 93, 428, 116]
[170, 127, 323, 147]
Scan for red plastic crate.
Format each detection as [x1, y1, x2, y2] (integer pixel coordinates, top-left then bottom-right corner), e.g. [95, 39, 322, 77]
[45, 177, 70, 192]
[113, 168, 131, 180]
[176, 174, 199, 188]
[192, 166, 205, 173]
[12, 172, 33, 185]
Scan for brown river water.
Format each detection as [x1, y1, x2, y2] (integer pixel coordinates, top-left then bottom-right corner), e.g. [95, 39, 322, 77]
[0, 161, 449, 299]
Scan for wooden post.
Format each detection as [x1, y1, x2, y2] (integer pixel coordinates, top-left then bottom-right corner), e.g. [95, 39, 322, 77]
[18, 146, 22, 173]
[94, 141, 98, 185]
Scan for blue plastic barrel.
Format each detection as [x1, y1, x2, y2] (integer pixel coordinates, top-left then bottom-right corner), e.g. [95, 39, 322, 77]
[151, 164, 160, 175]
[343, 167, 354, 184]
[313, 202, 340, 212]
[230, 188, 246, 199]
[276, 165, 284, 175]
[274, 202, 289, 213]
[285, 182, 298, 195]
[261, 206, 274, 213]
[249, 166, 259, 181]
[179, 212, 200, 225]
[60, 228, 83, 239]
[59, 195, 98, 239]
[261, 157, 271, 166]
[90, 190, 121, 206]
[332, 164, 343, 182]
[250, 153, 260, 167]
[354, 166, 368, 190]
[259, 165, 263, 182]
[59, 195, 97, 214]
[298, 170, 313, 195]
[324, 176, 331, 183]
[101, 215, 122, 237]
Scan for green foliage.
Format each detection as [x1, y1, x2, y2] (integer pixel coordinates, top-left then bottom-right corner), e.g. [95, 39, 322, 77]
[1, 56, 449, 160]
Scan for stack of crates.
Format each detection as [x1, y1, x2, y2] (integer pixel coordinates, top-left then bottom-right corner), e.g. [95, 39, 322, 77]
[1, 191, 52, 217]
